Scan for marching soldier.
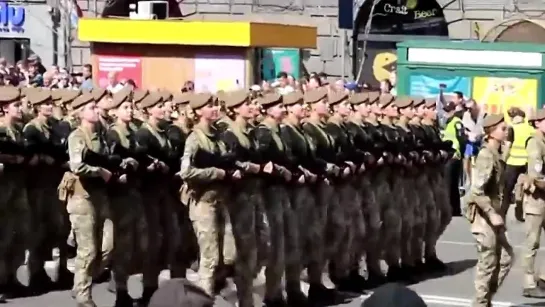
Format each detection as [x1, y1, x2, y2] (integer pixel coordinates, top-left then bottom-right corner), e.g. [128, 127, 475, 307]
[520, 109, 545, 298]
[64, 92, 114, 307]
[465, 114, 513, 307]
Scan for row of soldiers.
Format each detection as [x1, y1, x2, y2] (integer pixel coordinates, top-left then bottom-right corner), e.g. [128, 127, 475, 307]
[0, 85, 456, 307]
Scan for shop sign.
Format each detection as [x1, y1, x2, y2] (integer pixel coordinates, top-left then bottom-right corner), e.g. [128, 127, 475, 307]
[382, 3, 439, 20]
[0, 2, 25, 33]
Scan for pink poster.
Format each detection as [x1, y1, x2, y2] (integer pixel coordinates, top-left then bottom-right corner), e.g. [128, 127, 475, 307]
[194, 54, 245, 93]
[97, 55, 142, 88]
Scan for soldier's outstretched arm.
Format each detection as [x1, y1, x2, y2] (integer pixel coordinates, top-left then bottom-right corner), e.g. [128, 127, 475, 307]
[67, 130, 102, 177]
[179, 132, 224, 183]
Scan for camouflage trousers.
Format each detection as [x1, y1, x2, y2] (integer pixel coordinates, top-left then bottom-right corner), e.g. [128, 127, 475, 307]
[521, 212, 545, 289]
[67, 192, 114, 304]
[433, 172, 452, 242]
[262, 184, 289, 300]
[472, 223, 513, 307]
[421, 171, 441, 259]
[0, 177, 30, 285]
[383, 175, 402, 266]
[406, 175, 424, 265]
[363, 174, 382, 275]
[306, 181, 331, 284]
[109, 187, 148, 291]
[189, 194, 236, 296]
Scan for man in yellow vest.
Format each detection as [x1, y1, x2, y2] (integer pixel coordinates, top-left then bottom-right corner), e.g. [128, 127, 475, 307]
[442, 102, 466, 217]
[505, 107, 534, 222]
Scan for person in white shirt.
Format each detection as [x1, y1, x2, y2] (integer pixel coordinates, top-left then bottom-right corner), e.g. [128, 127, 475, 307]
[462, 99, 485, 190]
[106, 71, 124, 93]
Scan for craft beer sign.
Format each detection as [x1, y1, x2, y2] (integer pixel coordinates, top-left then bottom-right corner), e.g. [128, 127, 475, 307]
[0, 2, 25, 33]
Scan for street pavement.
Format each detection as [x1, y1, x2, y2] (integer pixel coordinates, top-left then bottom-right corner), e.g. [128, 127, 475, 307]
[6, 211, 545, 307]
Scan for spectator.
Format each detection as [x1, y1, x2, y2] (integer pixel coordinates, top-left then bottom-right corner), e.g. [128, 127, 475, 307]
[307, 75, 321, 90]
[389, 70, 397, 95]
[28, 54, 46, 75]
[106, 71, 124, 93]
[181, 80, 194, 93]
[0, 58, 8, 75]
[462, 98, 485, 190]
[27, 62, 43, 87]
[80, 64, 94, 90]
[380, 79, 392, 94]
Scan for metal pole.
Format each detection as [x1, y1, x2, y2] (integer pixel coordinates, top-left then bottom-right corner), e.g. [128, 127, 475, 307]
[340, 29, 346, 79]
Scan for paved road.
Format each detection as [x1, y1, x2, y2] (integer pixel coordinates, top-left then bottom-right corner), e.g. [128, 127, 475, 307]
[6, 211, 545, 307]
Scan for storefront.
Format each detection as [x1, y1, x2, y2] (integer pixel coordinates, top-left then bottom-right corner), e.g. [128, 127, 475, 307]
[352, 0, 449, 88]
[0, 3, 58, 66]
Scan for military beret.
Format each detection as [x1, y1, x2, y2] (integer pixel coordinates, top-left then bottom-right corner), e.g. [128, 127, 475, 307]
[349, 92, 368, 105]
[140, 93, 164, 109]
[91, 88, 108, 101]
[0, 87, 21, 105]
[52, 89, 64, 102]
[62, 90, 82, 105]
[367, 91, 380, 104]
[108, 87, 132, 110]
[133, 89, 149, 104]
[379, 94, 395, 108]
[303, 88, 327, 104]
[28, 89, 53, 105]
[283, 91, 304, 107]
[189, 93, 214, 110]
[424, 98, 437, 108]
[328, 91, 349, 106]
[71, 92, 95, 109]
[215, 90, 227, 103]
[412, 96, 425, 108]
[172, 92, 191, 106]
[530, 109, 545, 122]
[224, 90, 250, 109]
[21, 86, 35, 98]
[159, 90, 173, 102]
[395, 96, 413, 109]
[259, 92, 283, 109]
[483, 113, 504, 129]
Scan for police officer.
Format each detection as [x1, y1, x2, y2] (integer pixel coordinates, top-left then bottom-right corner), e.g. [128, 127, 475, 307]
[65, 92, 114, 307]
[520, 109, 545, 298]
[442, 102, 465, 216]
[465, 114, 513, 307]
[505, 107, 533, 222]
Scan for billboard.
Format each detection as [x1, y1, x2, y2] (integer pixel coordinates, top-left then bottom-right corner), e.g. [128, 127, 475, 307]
[194, 54, 245, 93]
[409, 74, 471, 98]
[96, 55, 142, 88]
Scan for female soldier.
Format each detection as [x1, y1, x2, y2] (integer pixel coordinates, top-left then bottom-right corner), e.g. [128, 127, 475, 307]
[466, 114, 513, 307]
[179, 93, 237, 296]
[253, 92, 293, 306]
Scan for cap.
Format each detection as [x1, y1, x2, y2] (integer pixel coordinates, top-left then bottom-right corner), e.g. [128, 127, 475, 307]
[530, 109, 545, 122]
[362, 283, 427, 307]
[189, 93, 213, 110]
[394, 96, 413, 109]
[27, 89, 52, 106]
[159, 90, 173, 102]
[349, 92, 368, 105]
[62, 90, 82, 105]
[303, 88, 327, 104]
[0, 87, 22, 105]
[224, 90, 250, 109]
[71, 92, 95, 109]
[328, 91, 349, 106]
[172, 92, 191, 106]
[148, 278, 214, 307]
[133, 89, 149, 104]
[367, 91, 380, 104]
[483, 113, 504, 129]
[412, 96, 425, 108]
[259, 92, 283, 109]
[91, 88, 108, 102]
[424, 98, 437, 108]
[108, 87, 132, 110]
[443, 101, 457, 112]
[283, 91, 304, 106]
[379, 94, 395, 108]
[140, 93, 164, 109]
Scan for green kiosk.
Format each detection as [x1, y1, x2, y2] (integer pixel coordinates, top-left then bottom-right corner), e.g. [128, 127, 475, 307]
[396, 40, 545, 118]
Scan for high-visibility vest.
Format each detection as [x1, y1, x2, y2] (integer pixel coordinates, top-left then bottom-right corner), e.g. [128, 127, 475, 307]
[442, 117, 463, 156]
[506, 122, 534, 166]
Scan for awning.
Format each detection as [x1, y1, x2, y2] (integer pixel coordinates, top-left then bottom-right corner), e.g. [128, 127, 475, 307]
[77, 18, 317, 49]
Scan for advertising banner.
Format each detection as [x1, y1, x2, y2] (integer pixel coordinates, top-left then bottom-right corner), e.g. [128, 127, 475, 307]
[194, 54, 245, 93]
[97, 55, 142, 88]
[409, 74, 471, 98]
[261, 48, 300, 81]
[472, 77, 537, 120]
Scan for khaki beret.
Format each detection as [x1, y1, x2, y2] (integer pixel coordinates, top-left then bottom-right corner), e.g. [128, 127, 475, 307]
[91, 88, 108, 101]
[28, 89, 53, 105]
[259, 92, 283, 108]
[412, 96, 425, 108]
[394, 96, 413, 109]
[367, 91, 380, 104]
[21, 86, 36, 98]
[328, 91, 349, 106]
[159, 90, 173, 102]
[0, 87, 21, 105]
[52, 89, 64, 102]
[216, 90, 227, 103]
[483, 113, 504, 129]
[530, 109, 545, 122]
[349, 92, 368, 106]
[71, 92, 95, 109]
[62, 90, 82, 105]
[424, 98, 437, 108]
[108, 87, 132, 110]
[283, 91, 304, 107]
[379, 94, 395, 108]
[133, 89, 149, 104]
[172, 92, 191, 106]
[140, 93, 164, 109]
[303, 88, 327, 104]
[189, 93, 214, 110]
[224, 90, 250, 109]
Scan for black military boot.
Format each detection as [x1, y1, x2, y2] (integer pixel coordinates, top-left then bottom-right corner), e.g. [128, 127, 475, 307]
[263, 296, 287, 307]
[307, 283, 341, 306]
[28, 268, 55, 295]
[137, 286, 157, 307]
[523, 287, 545, 298]
[0, 284, 6, 303]
[55, 266, 74, 290]
[366, 270, 387, 288]
[335, 270, 367, 293]
[286, 288, 308, 307]
[386, 264, 404, 282]
[515, 203, 525, 222]
[114, 289, 134, 307]
[6, 275, 27, 298]
[425, 255, 447, 272]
